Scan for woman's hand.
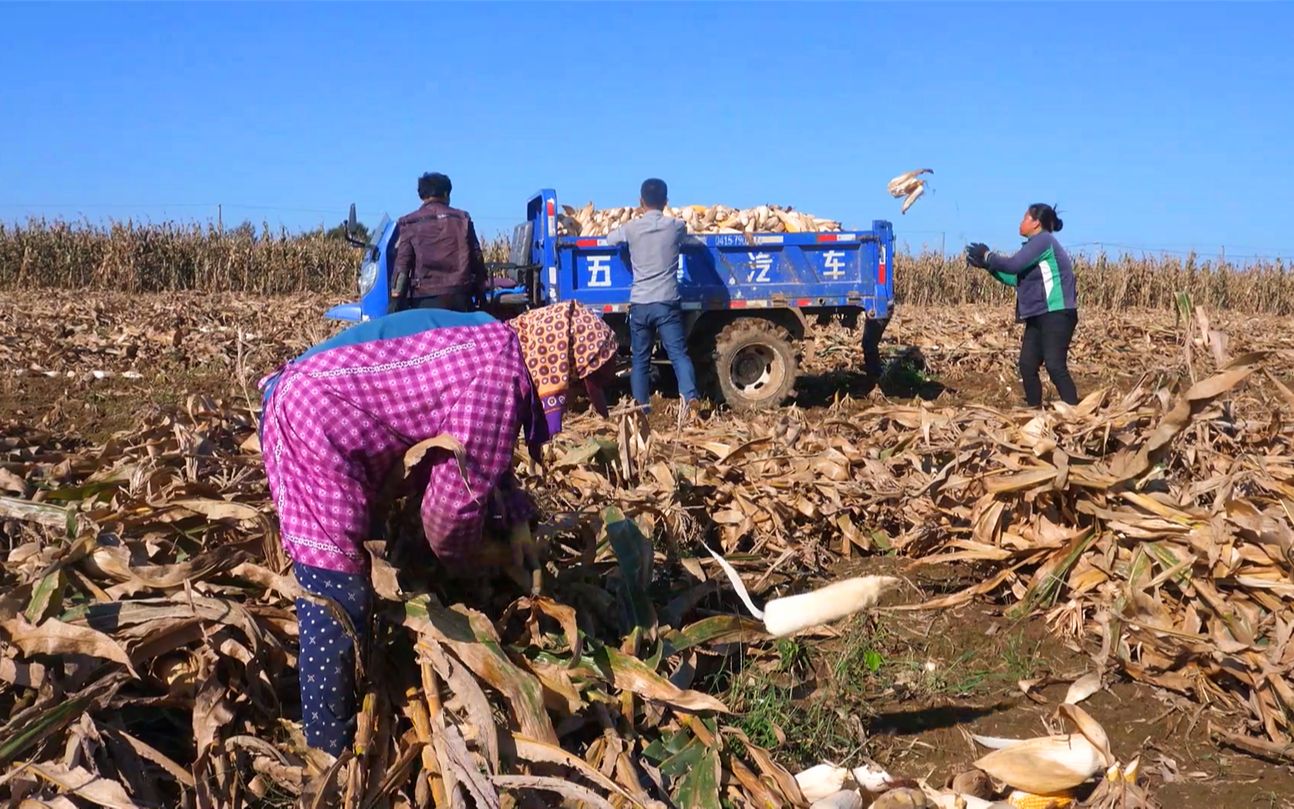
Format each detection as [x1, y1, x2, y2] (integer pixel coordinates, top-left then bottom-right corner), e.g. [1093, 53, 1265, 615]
[965, 242, 990, 269]
[476, 521, 543, 593]
[476, 537, 516, 569]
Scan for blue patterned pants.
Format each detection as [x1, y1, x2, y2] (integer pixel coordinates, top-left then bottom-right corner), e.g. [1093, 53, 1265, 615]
[294, 562, 371, 756]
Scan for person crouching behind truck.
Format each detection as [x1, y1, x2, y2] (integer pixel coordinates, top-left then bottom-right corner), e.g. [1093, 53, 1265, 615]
[965, 203, 1079, 408]
[862, 313, 890, 381]
[606, 178, 701, 416]
[390, 172, 486, 313]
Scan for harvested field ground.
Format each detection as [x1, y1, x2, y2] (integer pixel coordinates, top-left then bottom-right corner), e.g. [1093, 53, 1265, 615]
[2, 291, 1294, 808]
[5, 292, 1293, 435]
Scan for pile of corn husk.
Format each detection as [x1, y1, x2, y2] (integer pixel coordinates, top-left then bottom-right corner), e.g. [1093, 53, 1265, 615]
[0, 396, 910, 808]
[0, 293, 329, 406]
[557, 202, 842, 237]
[793, 702, 1157, 808]
[532, 311, 1294, 764]
[803, 300, 1294, 409]
[0, 392, 1174, 809]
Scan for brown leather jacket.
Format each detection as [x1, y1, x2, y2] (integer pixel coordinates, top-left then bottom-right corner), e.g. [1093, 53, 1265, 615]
[391, 200, 486, 303]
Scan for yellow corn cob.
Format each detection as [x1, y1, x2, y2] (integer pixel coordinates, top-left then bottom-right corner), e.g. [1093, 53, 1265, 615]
[353, 691, 376, 756]
[1006, 790, 1075, 809]
[1122, 758, 1140, 783]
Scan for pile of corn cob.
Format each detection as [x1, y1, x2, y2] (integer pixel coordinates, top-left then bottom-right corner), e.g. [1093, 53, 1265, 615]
[557, 202, 843, 236]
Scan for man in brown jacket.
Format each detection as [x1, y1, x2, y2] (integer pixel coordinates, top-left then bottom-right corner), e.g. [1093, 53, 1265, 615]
[390, 172, 486, 312]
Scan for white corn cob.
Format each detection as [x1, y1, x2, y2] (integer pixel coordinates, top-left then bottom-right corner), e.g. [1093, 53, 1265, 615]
[887, 168, 933, 197]
[974, 734, 1104, 795]
[704, 544, 899, 637]
[795, 764, 851, 803]
[900, 184, 925, 214]
[810, 790, 865, 809]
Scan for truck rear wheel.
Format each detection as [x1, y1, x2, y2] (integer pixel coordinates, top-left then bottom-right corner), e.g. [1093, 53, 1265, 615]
[709, 319, 798, 411]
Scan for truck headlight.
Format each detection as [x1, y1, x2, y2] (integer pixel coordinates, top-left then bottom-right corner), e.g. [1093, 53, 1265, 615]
[358, 261, 378, 296]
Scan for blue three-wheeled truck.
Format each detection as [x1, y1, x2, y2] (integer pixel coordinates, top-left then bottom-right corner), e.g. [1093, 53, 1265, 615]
[326, 189, 895, 411]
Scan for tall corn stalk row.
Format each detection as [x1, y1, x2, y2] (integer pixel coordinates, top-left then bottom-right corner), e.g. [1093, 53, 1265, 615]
[0, 218, 361, 294]
[2, 220, 1290, 313]
[894, 249, 1293, 314]
[0, 219, 513, 294]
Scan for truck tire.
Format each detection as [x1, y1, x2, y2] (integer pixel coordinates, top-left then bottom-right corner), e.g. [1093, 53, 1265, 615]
[709, 319, 798, 411]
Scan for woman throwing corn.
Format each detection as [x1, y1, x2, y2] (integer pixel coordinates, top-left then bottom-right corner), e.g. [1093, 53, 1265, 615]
[966, 203, 1079, 408]
[258, 301, 618, 756]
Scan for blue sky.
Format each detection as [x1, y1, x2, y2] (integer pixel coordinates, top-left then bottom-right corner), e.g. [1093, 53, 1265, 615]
[1, 2, 1290, 260]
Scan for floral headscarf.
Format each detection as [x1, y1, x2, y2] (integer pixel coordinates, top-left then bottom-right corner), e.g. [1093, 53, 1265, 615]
[509, 301, 619, 436]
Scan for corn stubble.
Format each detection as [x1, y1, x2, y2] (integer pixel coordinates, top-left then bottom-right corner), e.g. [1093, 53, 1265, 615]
[0, 292, 1291, 804]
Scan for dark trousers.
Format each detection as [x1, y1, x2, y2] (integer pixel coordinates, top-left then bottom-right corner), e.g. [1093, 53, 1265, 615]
[1019, 309, 1079, 407]
[862, 316, 889, 377]
[408, 291, 475, 312]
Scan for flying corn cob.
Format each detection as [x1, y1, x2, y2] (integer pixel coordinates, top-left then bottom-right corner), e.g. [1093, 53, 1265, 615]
[887, 168, 933, 215]
[900, 183, 925, 214]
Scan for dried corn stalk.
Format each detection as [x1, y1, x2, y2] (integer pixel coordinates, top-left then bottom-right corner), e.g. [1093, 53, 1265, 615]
[2, 296, 1291, 807]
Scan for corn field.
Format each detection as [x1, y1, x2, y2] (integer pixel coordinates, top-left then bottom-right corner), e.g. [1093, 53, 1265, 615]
[896, 248, 1294, 314]
[0, 219, 361, 294]
[2, 219, 1292, 313]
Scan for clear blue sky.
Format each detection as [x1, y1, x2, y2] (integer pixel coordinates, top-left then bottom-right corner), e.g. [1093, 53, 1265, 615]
[2, 2, 1291, 260]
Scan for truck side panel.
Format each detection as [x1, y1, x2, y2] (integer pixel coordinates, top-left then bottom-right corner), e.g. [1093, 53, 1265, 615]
[556, 233, 890, 318]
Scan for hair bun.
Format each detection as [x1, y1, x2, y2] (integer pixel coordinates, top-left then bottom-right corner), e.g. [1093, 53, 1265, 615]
[1052, 217, 1064, 233]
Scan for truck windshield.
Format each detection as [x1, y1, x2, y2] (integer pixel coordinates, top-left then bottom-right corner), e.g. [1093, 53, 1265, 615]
[367, 214, 392, 251]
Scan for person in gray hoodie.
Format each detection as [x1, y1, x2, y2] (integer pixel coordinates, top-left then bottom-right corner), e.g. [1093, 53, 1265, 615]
[966, 203, 1078, 407]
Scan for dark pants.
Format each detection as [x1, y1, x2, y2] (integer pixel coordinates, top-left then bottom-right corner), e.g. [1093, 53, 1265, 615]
[1019, 309, 1079, 407]
[294, 561, 371, 756]
[862, 316, 889, 378]
[629, 301, 699, 407]
[408, 291, 475, 313]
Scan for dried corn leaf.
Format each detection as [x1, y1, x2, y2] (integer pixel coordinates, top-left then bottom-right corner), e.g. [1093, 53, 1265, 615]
[1, 616, 136, 674]
[0, 762, 143, 809]
[492, 774, 616, 809]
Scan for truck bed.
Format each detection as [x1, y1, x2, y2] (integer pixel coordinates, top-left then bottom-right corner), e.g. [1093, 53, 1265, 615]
[525, 190, 894, 320]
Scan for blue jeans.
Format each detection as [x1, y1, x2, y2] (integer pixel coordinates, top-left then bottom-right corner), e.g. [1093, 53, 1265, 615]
[629, 301, 699, 407]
